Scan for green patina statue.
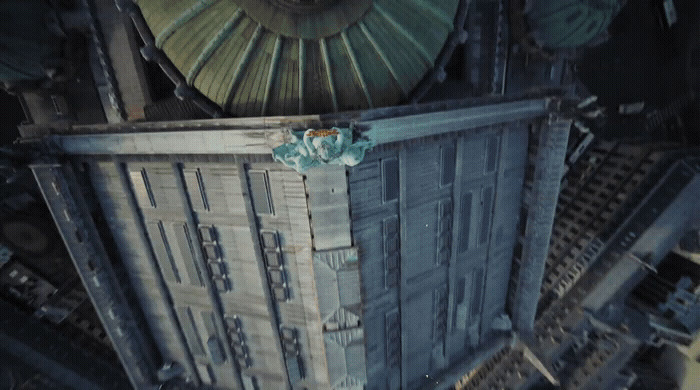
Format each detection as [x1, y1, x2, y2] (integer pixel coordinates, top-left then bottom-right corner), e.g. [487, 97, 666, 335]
[273, 127, 375, 173]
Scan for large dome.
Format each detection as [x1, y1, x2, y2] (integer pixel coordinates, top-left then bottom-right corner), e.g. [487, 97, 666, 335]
[132, 0, 463, 116]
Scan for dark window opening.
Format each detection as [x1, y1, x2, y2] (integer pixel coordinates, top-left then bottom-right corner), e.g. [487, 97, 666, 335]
[382, 158, 399, 202]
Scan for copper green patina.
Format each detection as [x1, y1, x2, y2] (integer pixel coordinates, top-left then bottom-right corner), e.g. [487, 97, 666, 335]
[525, 0, 623, 49]
[133, 0, 460, 116]
[0, 0, 63, 82]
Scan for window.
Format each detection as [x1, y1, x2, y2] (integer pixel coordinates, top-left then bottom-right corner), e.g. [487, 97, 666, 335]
[248, 170, 273, 215]
[208, 261, 225, 276]
[207, 336, 226, 365]
[383, 216, 400, 288]
[440, 144, 456, 186]
[178, 307, 206, 357]
[385, 310, 401, 367]
[241, 375, 259, 390]
[437, 200, 453, 265]
[453, 277, 468, 330]
[273, 285, 288, 301]
[199, 225, 215, 242]
[183, 168, 209, 211]
[433, 287, 448, 343]
[129, 168, 156, 208]
[202, 243, 219, 261]
[268, 268, 285, 285]
[470, 268, 484, 320]
[518, 206, 529, 236]
[181, 224, 205, 287]
[479, 187, 493, 244]
[212, 275, 231, 292]
[264, 250, 282, 268]
[261, 231, 278, 249]
[280, 326, 304, 380]
[226, 316, 252, 368]
[196, 364, 214, 385]
[458, 193, 473, 252]
[148, 221, 181, 283]
[382, 158, 399, 202]
[485, 136, 498, 173]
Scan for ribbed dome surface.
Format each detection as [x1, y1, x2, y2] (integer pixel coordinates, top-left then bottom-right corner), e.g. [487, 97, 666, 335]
[134, 0, 461, 116]
[525, 0, 622, 49]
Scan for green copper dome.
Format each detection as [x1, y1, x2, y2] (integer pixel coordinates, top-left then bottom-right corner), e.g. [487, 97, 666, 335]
[525, 0, 623, 49]
[134, 0, 461, 116]
[0, 0, 62, 83]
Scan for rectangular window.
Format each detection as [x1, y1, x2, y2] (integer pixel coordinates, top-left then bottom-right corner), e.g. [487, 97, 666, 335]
[212, 275, 231, 292]
[437, 200, 453, 265]
[208, 261, 225, 276]
[202, 243, 219, 261]
[248, 170, 273, 215]
[129, 168, 156, 208]
[385, 310, 401, 367]
[183, 168, 209, 211]
[453, 276, 468, 330]
[513, 241, 523, 260]
[470, 268, 484, 320]
[196, 364, 214, 385]
[264, 250, 282, 268]
[268, 269, 285, 285]
[260, 231, 279, 250]
[479, 187, 493, 244]
[382, 158, 399, 202]
[199, 225, 215, 242]
[241, 375, 259, 390]
[281, 327, 304, 380]
[433, 287, 448, 343]
[383, 216, 400, 288]
[178, 307, 206, 357]
[458, 192, 473, 252]
[148, 221, 181, 283]
[518, 206, 528, 236]
[273, 285, 288, 301]
[485, 136, 498, 173]
[180, 224, 205, 287]
[440, 144, 456, 186]
[455, 277, 466, 305]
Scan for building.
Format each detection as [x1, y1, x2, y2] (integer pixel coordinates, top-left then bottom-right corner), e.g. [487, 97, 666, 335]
[21, 94, 579, 389]
[2, 0, 699, 389]
[456, 140, 700, 390]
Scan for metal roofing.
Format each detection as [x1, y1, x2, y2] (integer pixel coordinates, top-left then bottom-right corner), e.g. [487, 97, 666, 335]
[131, 0, 464, 116]
[525, 0, 622, 49]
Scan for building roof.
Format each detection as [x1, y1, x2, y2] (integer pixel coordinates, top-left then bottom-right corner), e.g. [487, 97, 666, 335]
[525, 0, 623, 49]
[130, 0, 466, 116]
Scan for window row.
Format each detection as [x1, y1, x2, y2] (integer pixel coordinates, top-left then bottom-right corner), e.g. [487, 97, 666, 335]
[261, 230, 289, 302]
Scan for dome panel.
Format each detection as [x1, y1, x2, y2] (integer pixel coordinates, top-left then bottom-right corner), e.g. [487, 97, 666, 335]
[205, 17, 256, 105]
[379, 0, 452, 60]
[344, 25, 403, 108]
[133, 0, 464, 116]
[326, 34, 370, 111]
[268, 37, 300, 116]
[162, 1, 235, 77]
[302, 38, 336, 114]
[135, 0, 197, 41]
[361, 9, 428, 92]
[229, 30, 276, 116]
